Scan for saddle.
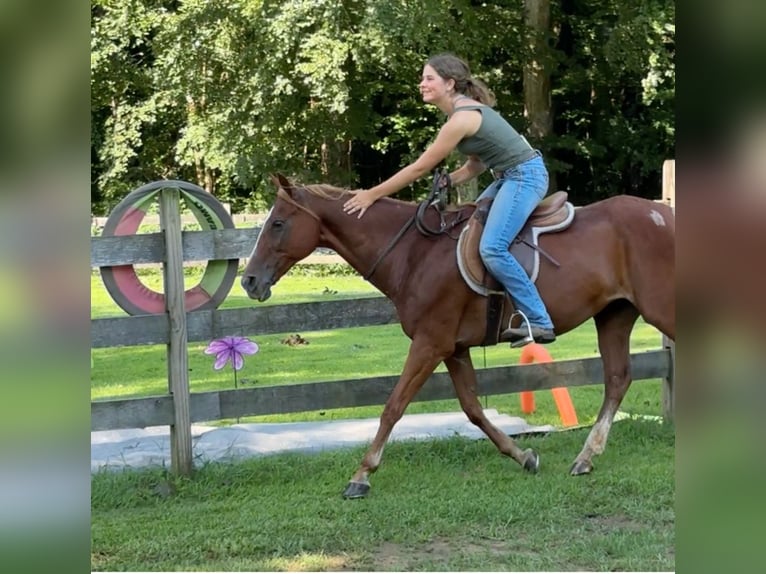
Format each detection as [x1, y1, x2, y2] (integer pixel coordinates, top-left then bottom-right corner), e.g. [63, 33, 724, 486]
[455, 191, 574, 346]
[457, 191, 575, 296]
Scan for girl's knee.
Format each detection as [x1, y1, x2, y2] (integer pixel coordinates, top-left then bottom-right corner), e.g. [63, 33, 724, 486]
[479, 239, 506, 262]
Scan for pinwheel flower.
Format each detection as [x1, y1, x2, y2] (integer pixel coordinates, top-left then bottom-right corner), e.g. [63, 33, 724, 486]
[204, 336, 259, 372]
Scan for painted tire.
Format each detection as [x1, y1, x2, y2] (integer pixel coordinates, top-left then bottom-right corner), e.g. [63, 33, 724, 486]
[100, 180, 239, 316]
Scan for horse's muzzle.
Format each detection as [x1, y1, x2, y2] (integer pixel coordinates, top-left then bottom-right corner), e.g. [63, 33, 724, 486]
[240, 274, 272, 302]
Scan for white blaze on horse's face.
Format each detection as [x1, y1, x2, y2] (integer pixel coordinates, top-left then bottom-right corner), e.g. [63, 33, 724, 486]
[241, 206, 281, 302]
[649, 209, 667, 227]
[248, 207, 273, 260]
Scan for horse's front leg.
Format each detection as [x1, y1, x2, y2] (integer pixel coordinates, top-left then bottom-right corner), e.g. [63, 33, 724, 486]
[342, 337, 449, 499]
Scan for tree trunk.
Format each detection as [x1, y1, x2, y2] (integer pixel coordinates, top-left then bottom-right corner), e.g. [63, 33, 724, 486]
[320, 141, 329, 175]
[194, 158, 205, 190]
[523, 0, 556, 192]
[204, 167, 215, 194]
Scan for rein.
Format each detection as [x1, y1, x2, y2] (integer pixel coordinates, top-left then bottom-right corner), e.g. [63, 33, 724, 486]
[364, 169, 468, 280]
[363, 213, 416, 281]
[415, 169, 468, 239]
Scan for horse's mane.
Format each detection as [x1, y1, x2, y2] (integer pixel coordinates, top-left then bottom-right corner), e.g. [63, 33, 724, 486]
[302, 183, 349, 200]
[299, 183, 431, 215]
[300, 183, 411, 209]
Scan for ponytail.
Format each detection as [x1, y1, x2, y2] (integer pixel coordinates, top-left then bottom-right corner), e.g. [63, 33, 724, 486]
[464, 77, 496, 107]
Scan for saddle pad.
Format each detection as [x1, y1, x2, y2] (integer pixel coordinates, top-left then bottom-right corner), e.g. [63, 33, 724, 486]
[457, 201, 575, 296]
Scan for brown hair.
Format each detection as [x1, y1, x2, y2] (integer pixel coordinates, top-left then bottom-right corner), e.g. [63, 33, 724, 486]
[426, 53, 496, 107]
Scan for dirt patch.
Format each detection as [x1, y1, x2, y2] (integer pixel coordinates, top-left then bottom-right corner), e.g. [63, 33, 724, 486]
[90, 551, 112, 571]
[584, 512, 644, 533]
[275, 553, 354, 572]
[364, 535, 542, 571]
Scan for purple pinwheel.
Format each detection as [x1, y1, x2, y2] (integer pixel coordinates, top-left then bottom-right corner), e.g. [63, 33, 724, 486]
[204, 336, 259, 373]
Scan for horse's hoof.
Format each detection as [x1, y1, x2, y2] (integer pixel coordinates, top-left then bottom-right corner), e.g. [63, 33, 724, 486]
[570, 460, 593, 475]
[522, 449, 540, 474]
[342, 481, 370, 499]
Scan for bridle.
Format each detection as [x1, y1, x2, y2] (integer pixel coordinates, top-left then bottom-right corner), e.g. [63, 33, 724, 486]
[277, 188, 320, 221]
[364, 168, 469, 280]
[275, 179, 468, 283]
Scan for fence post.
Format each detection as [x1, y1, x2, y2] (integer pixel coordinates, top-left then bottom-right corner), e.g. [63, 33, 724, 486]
[160, 187, 193, 476]
[661, 159, 675, 422]
[662, 335, 675, 422]
[662, 159, 675, 208]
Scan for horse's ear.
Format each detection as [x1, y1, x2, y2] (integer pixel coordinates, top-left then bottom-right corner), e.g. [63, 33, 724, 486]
[270, 173, 293, 193]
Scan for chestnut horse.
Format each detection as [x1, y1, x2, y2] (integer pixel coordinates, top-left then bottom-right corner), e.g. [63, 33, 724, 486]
[241, 174, 675, 498]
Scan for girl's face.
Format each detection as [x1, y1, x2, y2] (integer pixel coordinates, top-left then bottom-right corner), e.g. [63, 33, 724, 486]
[419, 64, 453, 104]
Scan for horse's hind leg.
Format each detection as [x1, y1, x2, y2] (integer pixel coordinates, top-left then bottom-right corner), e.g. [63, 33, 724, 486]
[635, 276, 676, 341]
[444, 348, 540, 473]
[571, 300, 640, 475]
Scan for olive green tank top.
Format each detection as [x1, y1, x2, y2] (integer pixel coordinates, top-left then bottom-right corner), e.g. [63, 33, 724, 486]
[452, 103, 534, 172]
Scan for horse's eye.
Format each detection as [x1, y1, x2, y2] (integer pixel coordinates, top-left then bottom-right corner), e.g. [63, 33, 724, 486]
[272, 220, 285, 230]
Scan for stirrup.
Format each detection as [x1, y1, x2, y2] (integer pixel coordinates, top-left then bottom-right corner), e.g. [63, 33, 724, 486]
[507, 311, 533, 348]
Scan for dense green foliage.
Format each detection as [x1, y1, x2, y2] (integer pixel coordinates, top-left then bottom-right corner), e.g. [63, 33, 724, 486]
[91, 0, 674, 214]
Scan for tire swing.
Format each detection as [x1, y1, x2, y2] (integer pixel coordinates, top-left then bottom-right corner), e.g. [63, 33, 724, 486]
[100, 180, 239, 316]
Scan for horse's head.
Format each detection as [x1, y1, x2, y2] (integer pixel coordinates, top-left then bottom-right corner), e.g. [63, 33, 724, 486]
[240, 174, 322, 301]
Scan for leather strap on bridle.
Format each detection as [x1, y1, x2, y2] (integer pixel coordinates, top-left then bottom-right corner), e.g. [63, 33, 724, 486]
[416, 168, 450, 236]
[415, 168, 468, 239]
[364, 169, 468, 280]
[363, 213, 416, 281]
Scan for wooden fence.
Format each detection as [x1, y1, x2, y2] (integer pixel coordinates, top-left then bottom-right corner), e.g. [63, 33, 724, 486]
[660, 159, 675, 419]
[91, 174, 675, 476]
[92, 203, 264, 228]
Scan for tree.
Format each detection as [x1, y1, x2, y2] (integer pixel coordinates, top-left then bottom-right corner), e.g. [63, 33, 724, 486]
[91, 0, 674, 213]
[523, 0, 555, 191]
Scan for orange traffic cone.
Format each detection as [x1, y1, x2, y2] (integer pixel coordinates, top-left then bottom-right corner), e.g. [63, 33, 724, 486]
[519, 343, 578, 427]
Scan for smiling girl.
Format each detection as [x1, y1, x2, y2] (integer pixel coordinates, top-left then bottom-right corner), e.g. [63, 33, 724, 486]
[343, 53, 555, 346]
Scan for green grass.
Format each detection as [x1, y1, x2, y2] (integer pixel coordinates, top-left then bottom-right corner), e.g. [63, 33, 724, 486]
[92, 421, 674, 571]
[91, 266, 674, 571]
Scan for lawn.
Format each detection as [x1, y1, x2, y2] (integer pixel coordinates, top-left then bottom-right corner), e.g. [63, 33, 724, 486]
[92, 421, 674, 571]
[91, 264, 674, 571]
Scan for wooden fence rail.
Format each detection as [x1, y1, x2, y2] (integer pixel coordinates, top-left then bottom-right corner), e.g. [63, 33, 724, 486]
[90, 228, 258, 266]
[91, 178, 674, 476]
[91, 297, 399, 348]
[91, 205, 267, 229]
[91, 349, 669, 431]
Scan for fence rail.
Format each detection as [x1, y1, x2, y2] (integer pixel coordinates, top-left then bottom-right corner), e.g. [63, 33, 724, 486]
[90, 228, 257, 266]
[91, 350, 670, 431]
[91, 297, 399, 348]
[91, 204, 264, 228]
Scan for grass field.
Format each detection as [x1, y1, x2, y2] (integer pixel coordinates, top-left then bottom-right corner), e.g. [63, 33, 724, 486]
[91, 265, 674, 571]
[92, 421, 674, 571]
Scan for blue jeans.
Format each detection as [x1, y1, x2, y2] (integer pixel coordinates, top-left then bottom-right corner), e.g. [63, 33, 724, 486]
[478, 155, 553, 329]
